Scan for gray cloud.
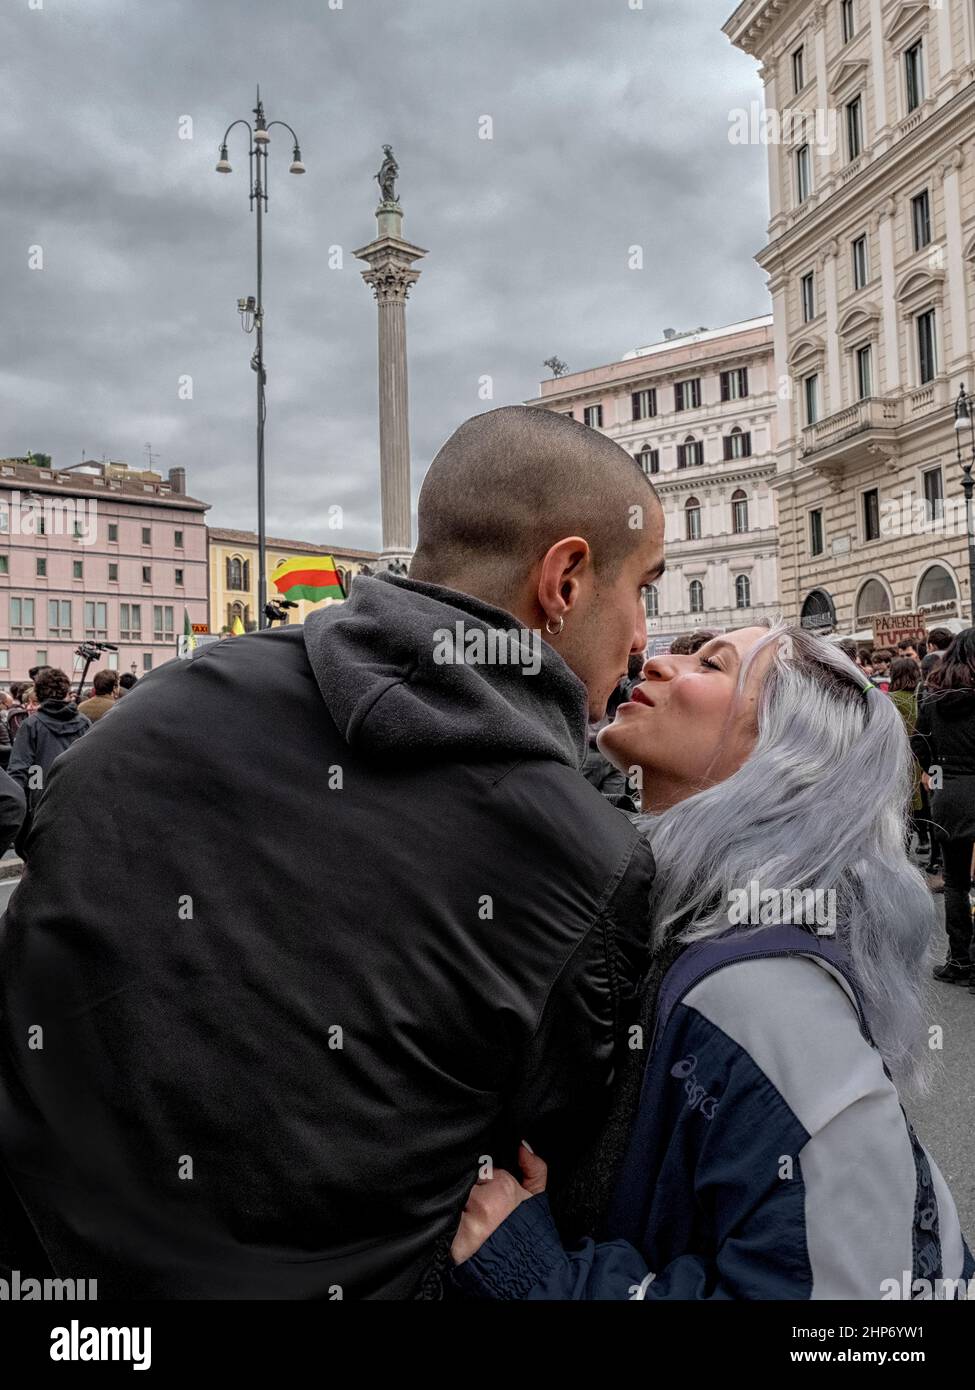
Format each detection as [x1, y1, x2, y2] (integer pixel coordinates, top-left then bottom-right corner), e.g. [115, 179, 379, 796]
[2, 0, 768, 551]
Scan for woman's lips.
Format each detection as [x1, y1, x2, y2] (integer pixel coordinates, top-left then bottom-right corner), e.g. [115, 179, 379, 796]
[629, 687, 654, 708]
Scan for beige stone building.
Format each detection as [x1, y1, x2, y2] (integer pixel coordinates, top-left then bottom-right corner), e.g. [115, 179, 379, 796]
[529, 317, 781, 648]
[208, 529, 378, 633]
[725, 0, 975, 638]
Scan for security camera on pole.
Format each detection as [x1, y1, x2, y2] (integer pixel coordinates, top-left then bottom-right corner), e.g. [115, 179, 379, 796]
[354, 147, 426, 575]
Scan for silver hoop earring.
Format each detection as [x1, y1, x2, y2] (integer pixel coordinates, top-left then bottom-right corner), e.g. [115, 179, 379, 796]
[545, 616, 565, 636]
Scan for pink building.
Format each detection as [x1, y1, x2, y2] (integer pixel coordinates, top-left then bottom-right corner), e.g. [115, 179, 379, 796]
[0, 458, 209, 683]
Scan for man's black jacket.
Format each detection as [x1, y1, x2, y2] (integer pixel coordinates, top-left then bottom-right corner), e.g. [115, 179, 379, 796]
[0, 575, 655, 1298]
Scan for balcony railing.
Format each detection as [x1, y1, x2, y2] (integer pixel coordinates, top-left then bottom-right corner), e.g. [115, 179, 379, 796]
[800, 396, 901, 468]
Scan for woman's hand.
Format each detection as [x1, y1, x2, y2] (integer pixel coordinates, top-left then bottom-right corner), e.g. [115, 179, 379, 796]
[450, 1142, 548, 1265]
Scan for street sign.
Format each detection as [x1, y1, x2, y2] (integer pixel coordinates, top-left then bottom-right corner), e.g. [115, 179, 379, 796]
[872, 613, 927, 647]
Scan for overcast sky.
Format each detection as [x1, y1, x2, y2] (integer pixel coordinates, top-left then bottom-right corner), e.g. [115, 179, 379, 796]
[2, 0, 769, 553]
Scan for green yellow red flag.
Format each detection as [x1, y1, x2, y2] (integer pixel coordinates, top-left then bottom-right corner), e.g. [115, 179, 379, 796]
[271, 554, 345, 603]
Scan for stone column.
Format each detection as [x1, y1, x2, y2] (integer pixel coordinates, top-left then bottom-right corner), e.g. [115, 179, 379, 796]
[354, 201, 427, 570]
[874, 197, 900, 392]
[941, 149, 970, 366]
[820, 240, 841, 414]
[868, 0, 889, 151]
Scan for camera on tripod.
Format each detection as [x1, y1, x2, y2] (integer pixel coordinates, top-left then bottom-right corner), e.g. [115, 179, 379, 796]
[74, 642, 119, 701]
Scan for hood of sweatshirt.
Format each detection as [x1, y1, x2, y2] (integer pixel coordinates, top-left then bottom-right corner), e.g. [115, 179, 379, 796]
[36, 699, 90, 735]
[302, 573, 589, 767]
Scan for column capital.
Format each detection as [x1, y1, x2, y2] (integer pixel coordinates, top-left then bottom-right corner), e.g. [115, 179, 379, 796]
[871, 195, 897, 230]
[940, 146, 965, 179]
[353, 234, 427, 303]
[360, 264, 422, 303]
[815, 238, 839, 269]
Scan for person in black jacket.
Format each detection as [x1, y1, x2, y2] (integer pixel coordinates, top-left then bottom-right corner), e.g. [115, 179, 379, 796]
[0, 405, 664, 1299]
[0, 767, 25, 856]
[7, 667, 90, 861]
[912, 628, 975, 987]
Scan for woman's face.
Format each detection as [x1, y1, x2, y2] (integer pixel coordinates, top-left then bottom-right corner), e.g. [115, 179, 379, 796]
[598, 627, 774, 812]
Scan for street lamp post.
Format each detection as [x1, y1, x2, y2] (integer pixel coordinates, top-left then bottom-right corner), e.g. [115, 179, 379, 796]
[953, 383, 975, 624]
[216, 87, 305, 630]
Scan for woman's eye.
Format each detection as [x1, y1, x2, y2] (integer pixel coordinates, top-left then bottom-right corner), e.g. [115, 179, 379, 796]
[699, 657, 721, 671]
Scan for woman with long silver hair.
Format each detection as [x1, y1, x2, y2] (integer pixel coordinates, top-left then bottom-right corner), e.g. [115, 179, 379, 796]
[449, 623, 973, 1300]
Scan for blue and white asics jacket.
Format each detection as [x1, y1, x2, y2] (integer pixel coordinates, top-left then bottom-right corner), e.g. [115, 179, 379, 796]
[454, 925, 974, 1300]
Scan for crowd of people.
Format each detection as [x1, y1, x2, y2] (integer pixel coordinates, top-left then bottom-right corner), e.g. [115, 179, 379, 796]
[0, 666, 137, 858]
[0, 406, 971, 1302]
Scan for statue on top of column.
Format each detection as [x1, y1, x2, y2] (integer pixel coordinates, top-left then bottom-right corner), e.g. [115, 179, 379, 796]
[376, 145, 399, 205]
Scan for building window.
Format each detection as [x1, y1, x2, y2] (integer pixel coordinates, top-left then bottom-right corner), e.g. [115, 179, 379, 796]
[0, 650, 7, 671]
[911, 190, 931, 250]
[809, 508, 824, 556]
[645, 585, 659, 620]
[153, 605, 175, 641]
[905, 40, 924, 113]
[846, 96, 864, 161]
[35, 650, 47, 667]
[804, 373, 820, 425]
[731, 489, 749, 533]
[852, 235, 868, 290]
[632, 389, 657, 421]
[689, 579, 705, 614]
[724, 429, 752, 461]
[674, 379, 701, 412]
[36, 517, 45, 536]
[735, 575, 751, 610]
[801, 271, 816, 322]
[720, 368, 749, 401]
[72, 560, 83, 580]
[84, 601, 108, 640]
[856, 343, 873, 400]
[142, 565, 152, 584]
[792, 44, 805, 95]
[0, 556, 8, 575]
[36, 557, 46, 577]
[48, 599, 72, 638]
[677, 437, 704, 469]
[227, 555, 244, 590]
[143, 654, 153, 672]
[637, 448, 660, 475]
[108, 562, 118, 581]
[174, 530, 184, 548]
[583, 404, 603, 428]
[856, 578, 892, 624]
[841, 0, 856, 43]
[923, 466, 944, 522]
[72, 520, 83, 539]
[120, 603, 142, 641]
[863, 488, 880, 541]
[108, 523, 118, 542]
[141, 526, 151, 546]
[917, 309, 937, 384]
[175, 568, 184, 586]
[795, 144, 812, 204]
[685, 497, 702, 541]
[917, 563, 957, 608]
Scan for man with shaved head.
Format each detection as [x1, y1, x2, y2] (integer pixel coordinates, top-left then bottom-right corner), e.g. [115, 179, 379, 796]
[0, 405, 664, 1301]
